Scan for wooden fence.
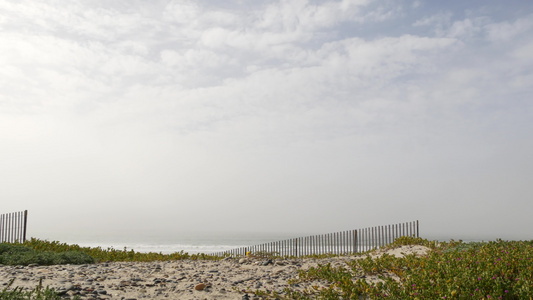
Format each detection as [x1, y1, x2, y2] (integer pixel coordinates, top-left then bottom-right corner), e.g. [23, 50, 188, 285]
[213, 220, 418, 257]
[0, 210, 28, 243]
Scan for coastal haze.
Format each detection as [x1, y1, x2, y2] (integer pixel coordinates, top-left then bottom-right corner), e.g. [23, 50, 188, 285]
[1, 0, 532, 249]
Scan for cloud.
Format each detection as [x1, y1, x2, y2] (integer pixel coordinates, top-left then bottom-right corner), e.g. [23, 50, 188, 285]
[257, 0, 369, 31]
[1, 1, 532, 240]
[485, 14, 533, 42]
[412, 11, 452, 27]
[163, 0, 203, 25]
[445, 17, 486, 39]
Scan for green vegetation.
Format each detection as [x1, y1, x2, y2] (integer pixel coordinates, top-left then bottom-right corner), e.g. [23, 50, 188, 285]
[0, 243, 94, 266]
[20, 238, 219, 262]
[0, 279, 79, 300]
[255, 237, 533, 299]
[1, 239, 218, 299]
[1, 237, 220, 266]
[2, 237, 533, 299]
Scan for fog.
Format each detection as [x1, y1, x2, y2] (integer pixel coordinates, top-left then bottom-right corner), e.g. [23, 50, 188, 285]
[1, 0, 532, 243]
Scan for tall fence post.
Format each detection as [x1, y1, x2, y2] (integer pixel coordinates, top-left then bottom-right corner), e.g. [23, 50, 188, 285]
[0, 213, 4, 242]
[23, 210, 27, 243]
[353, 230, 357, 253]
[0, 210, 28, 243]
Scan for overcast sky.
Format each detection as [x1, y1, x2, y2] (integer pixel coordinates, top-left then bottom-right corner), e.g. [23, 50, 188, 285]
[1, 0, 532, 243]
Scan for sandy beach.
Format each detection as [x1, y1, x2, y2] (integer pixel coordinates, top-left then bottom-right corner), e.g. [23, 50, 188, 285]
[0, 245, 429, 299]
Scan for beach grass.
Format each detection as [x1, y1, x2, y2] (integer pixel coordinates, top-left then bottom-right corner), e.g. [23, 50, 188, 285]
[0, 278, 79, 300]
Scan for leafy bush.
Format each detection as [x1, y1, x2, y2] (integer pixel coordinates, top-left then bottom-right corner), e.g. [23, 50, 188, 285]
[258, 239, 533, 299]
[0, 243, 32, 255]
[0, 243, 94, 266]
[20, 238, 220, 262]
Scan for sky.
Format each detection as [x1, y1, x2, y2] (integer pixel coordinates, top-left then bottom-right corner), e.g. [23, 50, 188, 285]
[1, 0, 532, 243]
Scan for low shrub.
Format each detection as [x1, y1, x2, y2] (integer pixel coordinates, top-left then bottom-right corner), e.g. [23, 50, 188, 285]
[0, 243, 94, 266]
[20, 238, 220, 262]
[256, 239, 533, 299]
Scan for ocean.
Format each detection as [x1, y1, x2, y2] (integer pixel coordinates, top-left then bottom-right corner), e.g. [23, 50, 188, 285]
[42, 231, 304, 255]
[29, 230, 499, 255]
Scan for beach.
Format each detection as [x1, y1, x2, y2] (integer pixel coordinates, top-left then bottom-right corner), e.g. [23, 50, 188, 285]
[0, 245, 430, 299]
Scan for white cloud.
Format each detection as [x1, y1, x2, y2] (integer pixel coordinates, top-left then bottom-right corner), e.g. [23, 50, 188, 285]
[513, 41, 533, 62]
[412, 11, 452, 27]
[309, 35, 458, 87]
[446, 17, 487, 39]
[163, 0, 202, 25]
[1, 1, 532, 240]
[485, 15, 533, 42]
[200, 27, 232, 48]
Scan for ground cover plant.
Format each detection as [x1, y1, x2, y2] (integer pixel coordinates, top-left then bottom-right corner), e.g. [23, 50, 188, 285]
[0, 243, 94, 266]
[1, 239, 218, 299]
[3, 237, 533, 299]
[20, 238, 219, 262]
[262, 237, 533, 299]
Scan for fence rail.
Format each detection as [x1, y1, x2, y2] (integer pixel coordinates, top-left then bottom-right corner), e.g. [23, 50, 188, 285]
[0, 210, 28, 243]
[213, 220, 418, 257]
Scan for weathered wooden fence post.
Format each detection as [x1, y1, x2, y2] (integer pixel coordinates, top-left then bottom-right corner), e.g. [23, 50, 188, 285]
[0, 210, 28, 243]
